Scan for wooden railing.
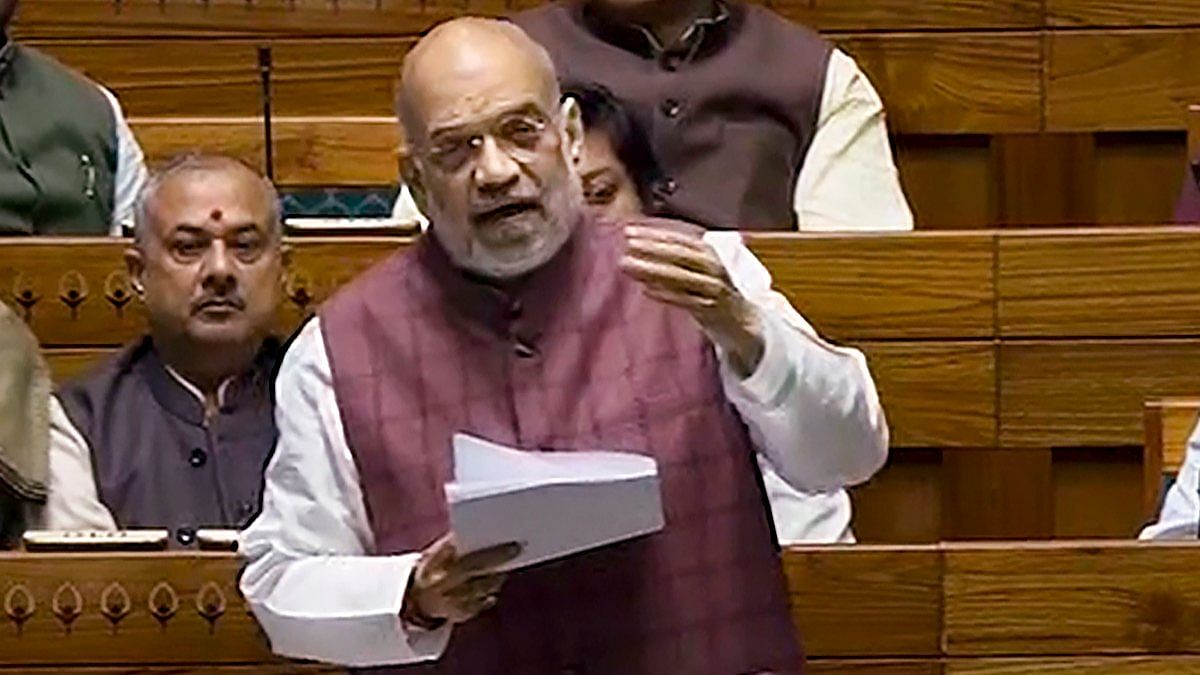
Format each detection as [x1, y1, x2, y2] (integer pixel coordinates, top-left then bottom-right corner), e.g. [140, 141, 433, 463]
[5, 542, 1200, 672]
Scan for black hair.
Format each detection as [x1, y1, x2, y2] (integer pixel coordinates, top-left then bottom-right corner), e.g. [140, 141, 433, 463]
[562, 82, 663, 207]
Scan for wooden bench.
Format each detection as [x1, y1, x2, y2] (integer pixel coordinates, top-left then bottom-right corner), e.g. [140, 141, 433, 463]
[6, 541, 1200, 672]
[14, 0, 1197, 227]
[10, 227, 1200, 542]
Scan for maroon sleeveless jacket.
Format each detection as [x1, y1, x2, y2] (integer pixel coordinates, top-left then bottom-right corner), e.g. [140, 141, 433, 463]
[513, 0, 831, 231]
[320, 219, 802, 673]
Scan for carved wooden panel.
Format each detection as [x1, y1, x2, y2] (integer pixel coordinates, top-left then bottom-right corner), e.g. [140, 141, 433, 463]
[0, 553, 278, 665]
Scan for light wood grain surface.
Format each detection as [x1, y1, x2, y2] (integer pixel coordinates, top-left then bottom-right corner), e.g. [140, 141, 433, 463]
[998, 228, 1200, 338]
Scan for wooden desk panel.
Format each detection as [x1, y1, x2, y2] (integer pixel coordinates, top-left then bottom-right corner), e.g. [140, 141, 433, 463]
[943, 541, 1200, 656]
[827, 33, 1042, 135]
[999, 339, 1200, 447]
[747, 233, 995, 340]
[857, 342, 996, 448]
[998, 229, 1200, 338]
[7, 543, 1200, 669]
[998, 228, 1200, 336]
[1048, 0, 1200, 27]
[948, 656, 1200, 673]
[0, 553, 265, 665]
[785, 546, 942, 658]
[1045, 30, 1199, 133]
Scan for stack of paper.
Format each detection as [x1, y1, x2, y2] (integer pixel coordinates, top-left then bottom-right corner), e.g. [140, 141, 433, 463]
[445, 433, 664, 571]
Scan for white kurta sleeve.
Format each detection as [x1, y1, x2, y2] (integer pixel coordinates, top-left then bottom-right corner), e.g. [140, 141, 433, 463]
[1141, 420, 1200, 540]
[704, 231, 889, 493]
[97, 86, 148, 236]
[44, 396, 118, 531]
[239, 318, 451, 666]
[794, 48, 913, 233]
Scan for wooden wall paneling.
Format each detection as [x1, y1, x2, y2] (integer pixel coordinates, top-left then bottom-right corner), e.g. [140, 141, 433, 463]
[851, 448, 943, 544]
[129, 117, 400, 185]
[856, 342, 996, 448]
[270, 39, 413, 117]
[783, 545, 942, 658]
[1000, 340, 1200, 447]
[780, 0, 1041, 31]
[130, 117, 267, 173]
[1047, 0, 1200, 27]
[943, 541, 1200, 656]
[272, 117, 399, 185]
[998, 228, 1200, 338]
[32, 39, 414, 119]
[834, 33, 1042, 135]
[948, 656, 1200, 673]
[893, 135, 995, 229]
[1051, 447, 1146, 538]
[990, 134, 1097, 226]
[809, 660, 942, 674]
[11, 0, 467, 38]
[1046, 29, 1200, 133]
[746, 233, 995, 340]
[31, 40, 262, 117]
[1093, 132, 1187, 224]
[11, 0, 1042, 38]
[940, 448, 1054, 540]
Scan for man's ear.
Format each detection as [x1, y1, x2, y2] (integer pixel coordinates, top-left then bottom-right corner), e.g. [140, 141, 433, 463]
[400, 153, 431, 217]
[560, 97, 584, 166]
[124, 246, 146, 299]
[278, 242, 293, 280]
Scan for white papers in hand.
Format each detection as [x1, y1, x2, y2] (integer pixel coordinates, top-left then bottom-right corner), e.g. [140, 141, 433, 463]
[445, 433, 664, 571]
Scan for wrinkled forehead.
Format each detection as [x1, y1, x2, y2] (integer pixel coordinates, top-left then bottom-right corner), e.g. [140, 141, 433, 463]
[403, 28, 559, 141]
[148, 169, 274, 237]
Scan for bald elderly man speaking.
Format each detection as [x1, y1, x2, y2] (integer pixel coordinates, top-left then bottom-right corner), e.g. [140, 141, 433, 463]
[241, 18, 886, 673]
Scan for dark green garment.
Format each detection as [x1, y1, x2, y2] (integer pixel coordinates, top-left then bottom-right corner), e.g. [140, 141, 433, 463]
[0, 40, 117, 235]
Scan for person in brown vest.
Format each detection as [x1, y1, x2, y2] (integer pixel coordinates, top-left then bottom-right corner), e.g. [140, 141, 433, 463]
[0, 301, 49, 547]
[394, 0, 912, 232]
[242, 19, 887, 671]
[42, 155, 286, 548]
[0, 0, 148, 235]
[571, 81, 858, 544]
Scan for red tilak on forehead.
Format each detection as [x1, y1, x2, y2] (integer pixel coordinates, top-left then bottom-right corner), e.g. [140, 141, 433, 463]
[210, 209, 223, 221]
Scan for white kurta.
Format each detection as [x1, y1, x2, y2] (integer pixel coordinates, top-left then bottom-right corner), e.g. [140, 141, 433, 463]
[240, 232, 889, 666]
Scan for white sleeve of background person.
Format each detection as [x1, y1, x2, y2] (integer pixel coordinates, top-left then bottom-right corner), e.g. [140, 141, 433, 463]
[704, 231, 889, 494]
[239, 319, 451, 666]
[98, 87, 148, 236]
[43, 396, 119, 531]
[793, 48, 913, 232]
